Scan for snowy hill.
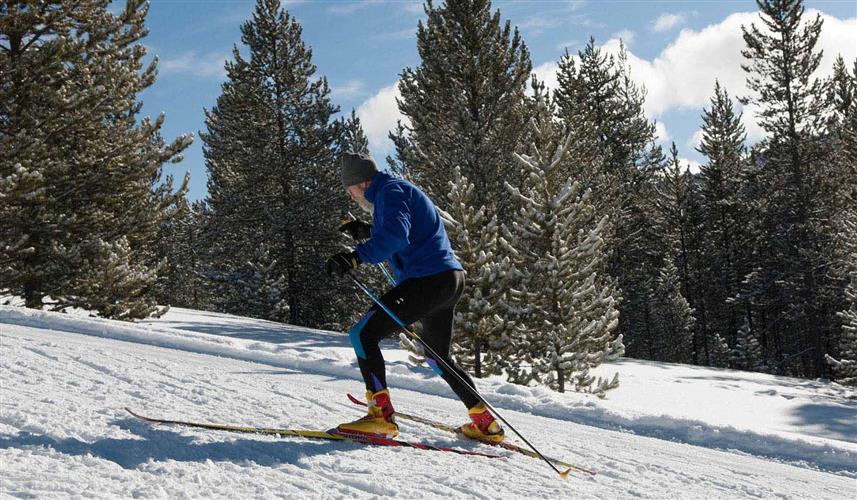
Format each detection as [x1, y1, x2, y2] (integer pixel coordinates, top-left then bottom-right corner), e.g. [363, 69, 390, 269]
[1, 306, 855, 499]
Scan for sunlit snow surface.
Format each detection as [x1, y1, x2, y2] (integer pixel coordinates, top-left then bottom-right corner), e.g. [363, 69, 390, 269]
[1, 306, 854, 499]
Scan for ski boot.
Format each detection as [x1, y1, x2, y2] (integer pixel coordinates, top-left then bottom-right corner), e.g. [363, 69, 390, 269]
[460, 403, 504, 443]
[337, 389, 399, 438]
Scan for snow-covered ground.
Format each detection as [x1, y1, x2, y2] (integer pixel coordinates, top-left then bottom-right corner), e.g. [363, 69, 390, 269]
[1, 306, 855, 499]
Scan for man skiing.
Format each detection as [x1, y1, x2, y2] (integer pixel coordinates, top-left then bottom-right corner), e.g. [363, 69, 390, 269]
[325, 152, 504, 443]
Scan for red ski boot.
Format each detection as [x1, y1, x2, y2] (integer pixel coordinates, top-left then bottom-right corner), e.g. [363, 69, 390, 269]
[337, 389, 399, 438]
[460, 403, 504, 443]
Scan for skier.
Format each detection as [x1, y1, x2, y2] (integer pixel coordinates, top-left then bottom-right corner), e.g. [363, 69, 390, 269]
[326, 152, 504, 443]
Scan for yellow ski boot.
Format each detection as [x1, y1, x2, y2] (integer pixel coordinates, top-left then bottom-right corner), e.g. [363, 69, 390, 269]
[460, 403, 504, 443]
[337, 389, 399, 438]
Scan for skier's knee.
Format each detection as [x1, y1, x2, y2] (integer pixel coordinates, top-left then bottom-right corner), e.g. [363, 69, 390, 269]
[349, 310, 377, 359]
[425, 356, 444, 376]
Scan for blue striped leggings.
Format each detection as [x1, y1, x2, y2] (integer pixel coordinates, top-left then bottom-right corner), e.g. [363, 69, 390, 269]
[348, 269, 479, 409]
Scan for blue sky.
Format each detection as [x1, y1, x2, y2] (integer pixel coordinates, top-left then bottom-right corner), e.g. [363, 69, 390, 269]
[133, 0, 857, 201]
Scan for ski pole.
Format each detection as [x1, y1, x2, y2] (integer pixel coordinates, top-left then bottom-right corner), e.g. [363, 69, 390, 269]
[377, 263, 396, 286]
[347, 272, 572, 480]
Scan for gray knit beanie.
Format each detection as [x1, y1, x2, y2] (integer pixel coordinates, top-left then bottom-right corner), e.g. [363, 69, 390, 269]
[341, 152, 379, 187]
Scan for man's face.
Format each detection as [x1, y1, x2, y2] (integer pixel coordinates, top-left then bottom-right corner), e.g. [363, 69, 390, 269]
[346, 183, 373, 214]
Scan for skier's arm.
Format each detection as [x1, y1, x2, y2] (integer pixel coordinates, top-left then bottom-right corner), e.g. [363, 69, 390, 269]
[355, 185, 411, 264]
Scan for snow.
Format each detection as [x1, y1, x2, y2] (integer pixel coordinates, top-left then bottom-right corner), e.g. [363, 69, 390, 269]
[1, 305, 855, 498]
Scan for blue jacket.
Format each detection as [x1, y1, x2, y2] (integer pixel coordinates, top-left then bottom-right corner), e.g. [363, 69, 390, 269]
[355, 172, 463, 284]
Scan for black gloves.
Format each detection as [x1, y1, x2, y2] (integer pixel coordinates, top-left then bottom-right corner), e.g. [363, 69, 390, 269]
[326, 251, 360, 277]
[339, 218, 372, 240]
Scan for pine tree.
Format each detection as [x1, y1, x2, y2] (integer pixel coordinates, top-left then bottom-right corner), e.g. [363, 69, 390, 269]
[552, 38, 668, 362]
[695, 81, 757, 366]
[708, 331, 733, 368]
[337, 109, 370, 155]
[740, 0, 841, 376]
[824, 57, 857, 386]
[650, 145, 698, 363]
[0, 165, 43, 290]
[554, 39, 658, 202]
[202, 0, 348, 327]
[441, 166, 513, 377]
[732, 316, 767, 372]
[153, 200, 213, 311]
[0, 1, 191, 319]
[391, 0, 532, 217]
[826, 216, 857, 385]
[502, 82, 622, 395]
[649, 259, 695, 363]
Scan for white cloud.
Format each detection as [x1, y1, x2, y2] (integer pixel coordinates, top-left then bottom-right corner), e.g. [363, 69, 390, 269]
[532, 60, 560, 92]
[612, 29, 635, 45]
[597, 9, 856, 127]
[652, 13, 686, 33]
[356, 82, 407, 154]
[654, 121, 671, 145]
[357, 10, 855, 158]
[159, 51, 228, 79]
[688, 129, 705, 151]
[680, 157, 702, 174]
[331, 79, 365, 100]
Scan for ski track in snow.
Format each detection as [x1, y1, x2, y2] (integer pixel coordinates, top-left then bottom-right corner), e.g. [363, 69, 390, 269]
[0, 306, 855, 499]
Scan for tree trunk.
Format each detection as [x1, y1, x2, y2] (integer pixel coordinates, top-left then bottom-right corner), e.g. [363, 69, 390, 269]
[474, 337, 482, 378]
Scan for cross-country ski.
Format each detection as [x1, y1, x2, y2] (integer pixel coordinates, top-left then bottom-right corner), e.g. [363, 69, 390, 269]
[125, 407, 504, 459]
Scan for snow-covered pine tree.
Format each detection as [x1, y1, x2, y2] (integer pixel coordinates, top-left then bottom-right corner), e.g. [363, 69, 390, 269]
[0, 166, 43, 294]
[153, 201, 214, 311]
[648, 258, 695, 363]
[824, 57, 857, 386]
[391, 0, 532, 217]
[202, 0, 347, 327]
[695, 81, 758, 366]
[553, 39, 657, 212]
[827, 216, 857, 386]
[708, 331, 733, 368]
[650, 144, 699, 363]
[389, 0, 530, 365]
[337, 110, 370, 156]
[739, 0, 842, 376]
[552, 38, 668, 362]
[441, 166, 514, 378]
[502, 80, 623, 396]
[732, 316, 767, 372]
[0, 1, 191, 319]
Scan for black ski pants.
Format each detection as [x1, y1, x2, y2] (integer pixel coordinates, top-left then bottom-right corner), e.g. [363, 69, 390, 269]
[348, 269, 479, 409]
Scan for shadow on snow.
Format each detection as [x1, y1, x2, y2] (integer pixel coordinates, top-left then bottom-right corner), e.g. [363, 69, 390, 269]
[151, 319, 355, 350]
[0, 418, 361, 470]
[788, 403, 857, 444]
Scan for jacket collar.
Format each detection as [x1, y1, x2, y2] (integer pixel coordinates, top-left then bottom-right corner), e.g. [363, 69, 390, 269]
[363, 171, 389, 204]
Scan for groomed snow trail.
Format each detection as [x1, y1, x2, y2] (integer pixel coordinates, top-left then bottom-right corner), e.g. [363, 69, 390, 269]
[1, 307, 854, 499]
